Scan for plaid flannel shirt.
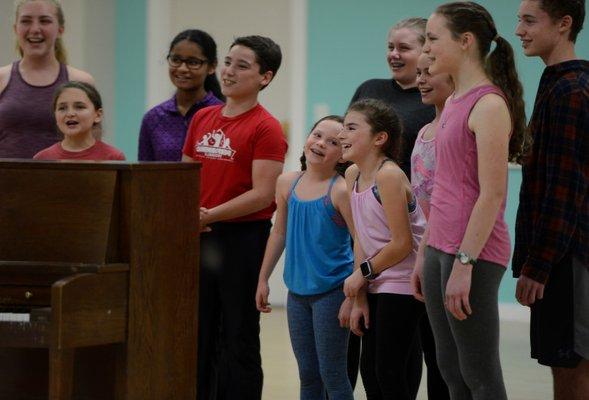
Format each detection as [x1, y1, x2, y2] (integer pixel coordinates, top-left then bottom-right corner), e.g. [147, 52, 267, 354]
[513, 60, 589, 284]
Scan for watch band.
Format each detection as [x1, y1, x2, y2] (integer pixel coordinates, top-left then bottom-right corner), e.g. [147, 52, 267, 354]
[455, 251, 477, 267]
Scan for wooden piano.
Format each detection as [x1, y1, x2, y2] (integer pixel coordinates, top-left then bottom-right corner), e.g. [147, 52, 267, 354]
[0, 161, 200, 400]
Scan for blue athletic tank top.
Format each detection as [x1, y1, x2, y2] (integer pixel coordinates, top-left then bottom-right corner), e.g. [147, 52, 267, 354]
[284, 173, 354, 295]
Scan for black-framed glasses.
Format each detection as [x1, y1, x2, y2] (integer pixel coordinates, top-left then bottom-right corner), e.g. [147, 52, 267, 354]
[167, 54, 208, 70]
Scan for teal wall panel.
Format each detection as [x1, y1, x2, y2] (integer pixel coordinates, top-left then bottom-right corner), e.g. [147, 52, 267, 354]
[115, 0, 146, 161]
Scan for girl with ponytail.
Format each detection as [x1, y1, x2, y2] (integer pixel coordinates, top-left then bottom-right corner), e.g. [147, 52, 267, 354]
[0, 0, 95, 158]
[411, 2, 527, 399]
[138, 29, 224, 161]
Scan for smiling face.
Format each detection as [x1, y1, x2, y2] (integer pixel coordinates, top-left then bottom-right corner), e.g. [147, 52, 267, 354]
[303, 119, 344, 169]
[339, 111, 381, 163]
[386, 27, 423, 88]
[423, 13, 463, 76]
[416, 53, 454, 107]
[168, 39, 215, 93]
[515, 0, 563, 61]
[54, 88, 102, 140]
[14, 0, 63, 59]
[220, 45, 272, 99]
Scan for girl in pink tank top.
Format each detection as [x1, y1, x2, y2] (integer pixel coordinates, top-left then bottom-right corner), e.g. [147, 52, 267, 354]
[339, 98, 427, 399]
[414, 3, 528, 400]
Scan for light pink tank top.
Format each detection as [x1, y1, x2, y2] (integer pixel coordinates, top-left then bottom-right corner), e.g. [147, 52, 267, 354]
[351, 173, 426, 295]
[427, 85, 511, 267]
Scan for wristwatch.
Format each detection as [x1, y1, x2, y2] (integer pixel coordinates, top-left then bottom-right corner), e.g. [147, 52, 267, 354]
[360, 259, 378, 280]
[455, 251, 477, 267]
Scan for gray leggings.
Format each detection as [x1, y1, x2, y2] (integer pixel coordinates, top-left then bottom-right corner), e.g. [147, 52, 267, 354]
[422, 246, 507, 400]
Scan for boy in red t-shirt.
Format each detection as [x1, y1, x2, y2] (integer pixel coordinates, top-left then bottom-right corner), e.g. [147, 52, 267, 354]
[182, 35, 287, 400]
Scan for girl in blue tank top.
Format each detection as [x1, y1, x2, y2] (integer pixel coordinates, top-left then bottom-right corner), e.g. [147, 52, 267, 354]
[256, 115, 355, 400]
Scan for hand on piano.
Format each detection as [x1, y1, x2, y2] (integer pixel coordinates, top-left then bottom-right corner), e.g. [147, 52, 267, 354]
[199, 207, 211, 232]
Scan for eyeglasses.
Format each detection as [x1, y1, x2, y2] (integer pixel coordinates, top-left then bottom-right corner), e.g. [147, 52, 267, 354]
[167, 54, 208, 70]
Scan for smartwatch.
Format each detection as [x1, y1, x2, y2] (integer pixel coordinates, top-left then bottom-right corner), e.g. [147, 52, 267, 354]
[455, 251, 477, 267]
[360, 259, 378, 280]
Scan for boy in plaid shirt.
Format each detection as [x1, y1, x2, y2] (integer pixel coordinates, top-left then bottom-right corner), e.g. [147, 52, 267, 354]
[514, 1, 588, 398]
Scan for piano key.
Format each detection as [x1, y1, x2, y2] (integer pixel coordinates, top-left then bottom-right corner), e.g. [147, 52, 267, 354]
[0, 312, 30, 322]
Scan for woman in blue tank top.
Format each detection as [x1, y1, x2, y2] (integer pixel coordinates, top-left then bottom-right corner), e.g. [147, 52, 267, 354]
[256, 115, 355, 400]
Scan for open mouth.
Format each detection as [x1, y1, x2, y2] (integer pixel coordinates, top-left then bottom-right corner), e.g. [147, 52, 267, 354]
[27, 37, 44, 44]
[65, 121, 78, 127]
[310, 148, 324, 157]
[223, 79, 236, 86]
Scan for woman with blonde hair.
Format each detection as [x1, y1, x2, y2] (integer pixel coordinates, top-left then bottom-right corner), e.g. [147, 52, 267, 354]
[0, 0, 94, 158]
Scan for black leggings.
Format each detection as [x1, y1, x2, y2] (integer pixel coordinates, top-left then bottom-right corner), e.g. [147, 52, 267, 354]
[360, 292, 425, 400]
[197, 220, 271, 400]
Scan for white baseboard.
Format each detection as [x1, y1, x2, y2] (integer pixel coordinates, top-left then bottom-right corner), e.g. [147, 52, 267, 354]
[499, 303, 530, 322]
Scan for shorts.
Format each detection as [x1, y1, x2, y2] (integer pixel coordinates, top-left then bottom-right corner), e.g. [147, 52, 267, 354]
[530, 255, 589, 368]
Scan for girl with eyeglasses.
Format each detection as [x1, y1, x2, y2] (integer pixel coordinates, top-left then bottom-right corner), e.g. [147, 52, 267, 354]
[0, 0, 94, 159]
[138, 29, 224, 161]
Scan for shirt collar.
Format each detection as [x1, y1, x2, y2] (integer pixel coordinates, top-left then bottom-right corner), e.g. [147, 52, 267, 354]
[161, 92, 217, 115]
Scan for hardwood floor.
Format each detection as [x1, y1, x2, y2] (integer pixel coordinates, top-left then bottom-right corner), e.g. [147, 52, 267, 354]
[260, 307, 552, 400]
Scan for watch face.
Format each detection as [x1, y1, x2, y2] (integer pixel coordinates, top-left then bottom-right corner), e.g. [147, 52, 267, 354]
[360, 261, 370, 277]
[460, 254, 469, 264]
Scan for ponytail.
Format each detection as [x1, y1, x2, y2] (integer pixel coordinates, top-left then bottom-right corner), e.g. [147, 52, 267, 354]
[54, 37, 68, 64]
[486, 36, 528, 163]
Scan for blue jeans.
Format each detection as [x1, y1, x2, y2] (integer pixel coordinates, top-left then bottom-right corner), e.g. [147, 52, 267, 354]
[287, 287, 353, 400]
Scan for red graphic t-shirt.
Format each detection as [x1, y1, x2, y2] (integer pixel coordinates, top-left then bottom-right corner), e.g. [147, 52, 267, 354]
[183, 104, 288, 222]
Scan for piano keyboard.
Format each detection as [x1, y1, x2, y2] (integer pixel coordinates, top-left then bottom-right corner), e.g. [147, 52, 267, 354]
[0, 312, 30, 322]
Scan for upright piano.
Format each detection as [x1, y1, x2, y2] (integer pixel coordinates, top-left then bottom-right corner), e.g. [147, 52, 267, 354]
[0, 161, 200, 400]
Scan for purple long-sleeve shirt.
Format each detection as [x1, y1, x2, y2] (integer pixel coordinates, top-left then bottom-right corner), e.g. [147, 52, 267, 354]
[138, 92, 223, 161]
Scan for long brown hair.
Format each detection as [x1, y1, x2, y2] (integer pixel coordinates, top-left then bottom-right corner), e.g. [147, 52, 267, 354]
[15, 0, 68, 64]
[436, 1, 529, 163]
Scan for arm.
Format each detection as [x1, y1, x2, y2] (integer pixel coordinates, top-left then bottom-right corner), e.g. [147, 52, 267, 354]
[138, 114, 155, 161]
[0, 64, 11, 95]
[331, 176, 356, 327]
[349, 238, 370, 336]
[370, 166, 414, 272]
[255, 172, 294, 313]
[411, 225, 430, 302]
[445, 93, 510, 320]
[201, 159, 284, 224]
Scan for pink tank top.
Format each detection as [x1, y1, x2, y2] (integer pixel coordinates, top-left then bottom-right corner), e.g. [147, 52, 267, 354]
[351, 172, 426, 295]
[427, 85, 511, 267]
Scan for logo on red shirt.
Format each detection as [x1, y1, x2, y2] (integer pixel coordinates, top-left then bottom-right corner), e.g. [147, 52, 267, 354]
[195, 129, 236, 161]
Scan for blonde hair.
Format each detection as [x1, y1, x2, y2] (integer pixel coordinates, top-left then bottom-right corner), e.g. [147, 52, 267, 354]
[14, 0, 68, 64]
[390, 17, 428, 46]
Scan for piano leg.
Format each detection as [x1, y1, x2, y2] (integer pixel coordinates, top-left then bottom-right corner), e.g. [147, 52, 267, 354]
[49, 348, 74, 400]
